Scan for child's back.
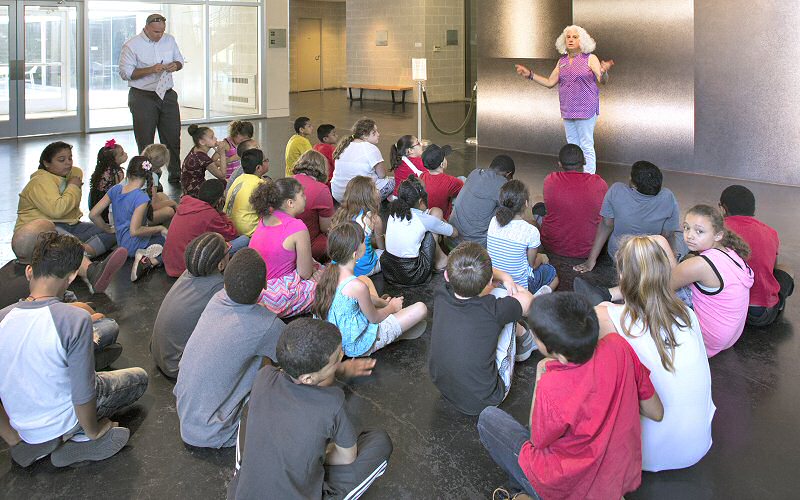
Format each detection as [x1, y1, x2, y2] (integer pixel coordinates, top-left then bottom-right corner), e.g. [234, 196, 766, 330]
[520, 333, 654, 499]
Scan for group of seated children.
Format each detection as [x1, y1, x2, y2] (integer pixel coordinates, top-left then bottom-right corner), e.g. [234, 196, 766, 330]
[2, 111, 795, 500]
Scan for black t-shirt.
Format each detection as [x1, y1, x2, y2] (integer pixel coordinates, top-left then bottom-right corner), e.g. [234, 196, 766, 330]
[428, 284, 523, 415]
[228, 365, 358, 500]
[0, 261, 30, 309]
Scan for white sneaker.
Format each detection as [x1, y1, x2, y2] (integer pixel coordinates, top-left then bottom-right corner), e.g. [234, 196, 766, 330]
[534, 284, 553, 297]
[130, 244, 163, 282]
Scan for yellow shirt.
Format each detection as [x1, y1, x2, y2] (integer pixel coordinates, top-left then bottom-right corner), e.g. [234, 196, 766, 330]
[284, 134, 312, 176]
[224, 173, 264, 236]
[16, 167, 84, 232]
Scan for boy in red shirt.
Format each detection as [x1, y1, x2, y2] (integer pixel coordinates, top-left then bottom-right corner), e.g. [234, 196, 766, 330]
[420, 144, 464, 220]
[312, 124, 337, 186]
[478, 292, 663, 500]
[539, 144, 608, 258]
[720, 185, 794, 326]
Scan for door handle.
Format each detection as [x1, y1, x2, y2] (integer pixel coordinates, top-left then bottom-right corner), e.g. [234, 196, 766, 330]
[314, 55, 320, 61]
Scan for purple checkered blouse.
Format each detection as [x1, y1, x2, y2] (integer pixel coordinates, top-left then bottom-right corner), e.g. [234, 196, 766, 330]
[557, 53, 599, 120]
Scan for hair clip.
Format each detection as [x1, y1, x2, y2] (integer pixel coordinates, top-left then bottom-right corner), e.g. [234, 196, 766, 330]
[142, 160, 153, 171]
[105, 139, 117, 149]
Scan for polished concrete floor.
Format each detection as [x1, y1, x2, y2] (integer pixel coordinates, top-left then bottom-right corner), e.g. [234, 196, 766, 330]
[1, 90, 799, 499]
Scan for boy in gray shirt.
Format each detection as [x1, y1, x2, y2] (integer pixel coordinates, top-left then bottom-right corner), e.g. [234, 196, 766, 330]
[174, 248, 284, 448]
[449, 155, 516, 247]
[575, 161, 684, 273]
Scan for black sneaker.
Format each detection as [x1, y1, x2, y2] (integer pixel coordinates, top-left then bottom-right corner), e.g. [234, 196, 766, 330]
[572, 277, 612, 306]
[84, 247, 128, 294]
[50, 427, 130, 467]
[131, 244, 163, 282]
[10, 437, 62, 467]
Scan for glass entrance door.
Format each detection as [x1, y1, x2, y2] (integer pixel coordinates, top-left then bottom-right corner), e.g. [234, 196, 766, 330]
[2, 0, 82, 138]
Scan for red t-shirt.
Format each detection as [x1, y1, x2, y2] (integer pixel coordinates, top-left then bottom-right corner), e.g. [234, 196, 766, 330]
[163, 196, 239, 277]
[313, 143, 336, 186]
[541, 171, 608, 258]
[725, 215, 780, 307]
[421, 171, 464, 220]
[393, 156, 424, 195]
[519, 333, 655, 500]
[295, 173, 335, 241]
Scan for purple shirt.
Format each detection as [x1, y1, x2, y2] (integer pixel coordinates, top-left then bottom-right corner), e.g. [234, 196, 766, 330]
[558, 53, 599, 119]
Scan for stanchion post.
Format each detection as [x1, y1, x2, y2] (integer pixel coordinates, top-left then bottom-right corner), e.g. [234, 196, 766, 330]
[466, 82, 478, 146]
[412, 58, 427, 145]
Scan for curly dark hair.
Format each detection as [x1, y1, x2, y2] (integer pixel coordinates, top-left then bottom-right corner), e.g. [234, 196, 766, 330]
[249, 177, 303, 218]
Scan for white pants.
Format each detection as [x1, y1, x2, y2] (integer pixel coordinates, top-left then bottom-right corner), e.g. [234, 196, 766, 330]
[563, 114, 598, 174]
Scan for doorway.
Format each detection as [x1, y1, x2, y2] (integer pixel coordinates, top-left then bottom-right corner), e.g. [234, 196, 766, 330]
[296, 18, 321, 92]
[0, 0, 83, 138]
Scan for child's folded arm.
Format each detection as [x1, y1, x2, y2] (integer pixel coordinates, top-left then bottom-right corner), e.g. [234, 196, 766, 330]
[639, 391, 664, 422]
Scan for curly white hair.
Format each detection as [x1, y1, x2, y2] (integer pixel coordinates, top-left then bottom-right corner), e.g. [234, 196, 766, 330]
[555, 25, 596, 54]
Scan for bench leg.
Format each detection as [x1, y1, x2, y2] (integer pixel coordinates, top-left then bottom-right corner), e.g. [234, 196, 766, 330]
[348, 87, 353, 100]
[401, 90, 407, 104]
[391, 90, 397, 104]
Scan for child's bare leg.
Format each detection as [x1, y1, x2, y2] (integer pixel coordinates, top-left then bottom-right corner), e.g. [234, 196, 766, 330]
[150, 205, 175, 225]
[152, 192, 177, 211]
[394, 302, 428, 332]
[548, 275, 560, 291]
[0, 402, 21, 446]
[434, 238, 448, 270]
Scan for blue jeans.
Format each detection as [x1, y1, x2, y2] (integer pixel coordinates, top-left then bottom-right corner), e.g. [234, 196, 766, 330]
[229, 235, 250, 255]
[477, 407, 541, 499]
[528, 263, 557, 294]
[563, 114, 598, 174]
[95, 368, 149, 419]
[93, 317, 120, 349]
[55, 222, 116, 256]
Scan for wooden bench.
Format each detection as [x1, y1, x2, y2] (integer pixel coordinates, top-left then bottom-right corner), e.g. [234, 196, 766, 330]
[347, 84, 413, 104]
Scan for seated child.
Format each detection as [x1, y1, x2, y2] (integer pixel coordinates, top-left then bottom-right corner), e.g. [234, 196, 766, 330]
[428, 242, 536, 416]
[487, 180, 559, 294]
[596, 235, 714, 472]
[249, 178, 322, 318]
[285, 116, 313, 176]
[163, 179, 246, 277]
[312, 123, 338, 185]
[141, 143, 179, 216]
[89, 156, 174, 282]
[540, 144, 608, 258]
[449, 155, 516, 246]
[332, 176, 385, 277]
[227, 318, 392, 499]
[0, 232, 148, 468]
[420, 143, 463, 219]
[88, 139, 127, 223]
[314, 222, 428, 357]
[720, 185, 794, 327]
[381, 177, 457, 287]
[224, 149, 269, 237]
[212, 120, 254, 179]
[151, 233, 229, 379]
[182, 124, 227, 197]
[292, 150, 336, 262]
[330, 118, 394, 202]
[174, 248, 284, 448]
[225, 138, 262, 195]
[575, 160, 682, 273]
[477, 292, 663, 499]
[1, 220, 126, 369]
[389, 134, 424, 196]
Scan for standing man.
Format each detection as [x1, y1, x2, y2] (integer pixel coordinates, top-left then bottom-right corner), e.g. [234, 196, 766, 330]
[119, 13, 184, 183]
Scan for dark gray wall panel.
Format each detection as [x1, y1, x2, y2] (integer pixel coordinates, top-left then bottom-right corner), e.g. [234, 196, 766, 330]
[694, 0, 800, 185]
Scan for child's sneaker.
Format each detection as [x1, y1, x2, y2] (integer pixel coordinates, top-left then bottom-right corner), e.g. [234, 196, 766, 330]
[533, 284, 552, 297]
[50, 427, 130, 467]
[130, 244, 163, 282]
[83, 247, 128, 294]
[10, 437, 62, 467]
[515, 319, 537, 362]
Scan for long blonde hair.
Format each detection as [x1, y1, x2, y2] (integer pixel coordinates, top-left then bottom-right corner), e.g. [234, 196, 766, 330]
[617, 236, 692, 372]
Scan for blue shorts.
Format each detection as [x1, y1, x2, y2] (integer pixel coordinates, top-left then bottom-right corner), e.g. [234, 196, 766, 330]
[528, 263, 557, 294]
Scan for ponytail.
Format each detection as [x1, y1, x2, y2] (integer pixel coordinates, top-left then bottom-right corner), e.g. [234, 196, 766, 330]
[687, 204, 751, 260]
[127, 156, 155, 201]
[333, 118, 377, 160]
[389, 135, 415, 171]
[91, 144, 120, 191]
[390, 177, 427, 222]
[495, 180, 529, 227]
[313, 222, 365, 319]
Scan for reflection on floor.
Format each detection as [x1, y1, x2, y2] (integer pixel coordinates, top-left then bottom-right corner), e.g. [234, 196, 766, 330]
[0, 90, 798, 499]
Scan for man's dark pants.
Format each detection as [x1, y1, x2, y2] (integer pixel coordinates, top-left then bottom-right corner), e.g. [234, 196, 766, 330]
[128, 87, 182, 182]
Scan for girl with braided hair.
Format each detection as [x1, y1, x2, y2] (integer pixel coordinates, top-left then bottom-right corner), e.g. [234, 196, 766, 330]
[90, 156, 175, 281]
[151, 232, 230, 379]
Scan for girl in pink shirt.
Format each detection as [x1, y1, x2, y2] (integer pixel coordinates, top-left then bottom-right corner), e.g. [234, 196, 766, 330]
[249, 178, 322, 318]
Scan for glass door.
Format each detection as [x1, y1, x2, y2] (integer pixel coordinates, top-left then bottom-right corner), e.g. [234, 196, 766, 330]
[2, 0, 82, 138]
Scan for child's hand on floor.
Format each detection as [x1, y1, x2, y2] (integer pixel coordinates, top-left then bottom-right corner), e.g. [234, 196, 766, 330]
[337, 358, 376, 378]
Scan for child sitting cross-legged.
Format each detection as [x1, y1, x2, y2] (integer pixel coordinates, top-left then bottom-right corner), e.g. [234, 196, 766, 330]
[477, 292, 663, 500]
[488, 179, 559, 294]
[227, 318, 391, 499]
[314, 222, 428, 357]
[428, 242, 536, 416]
[0, 232, 148, 468]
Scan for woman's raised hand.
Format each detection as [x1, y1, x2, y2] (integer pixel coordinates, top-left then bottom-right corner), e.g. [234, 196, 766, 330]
[515, 64, 532, 78]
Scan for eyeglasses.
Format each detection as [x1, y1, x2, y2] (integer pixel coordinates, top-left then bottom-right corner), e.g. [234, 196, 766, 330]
[413, 142, 422, 148]
[147, 16, 166, 24]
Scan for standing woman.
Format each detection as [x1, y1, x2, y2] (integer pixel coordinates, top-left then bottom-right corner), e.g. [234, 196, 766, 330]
[515, 25, 614, 174]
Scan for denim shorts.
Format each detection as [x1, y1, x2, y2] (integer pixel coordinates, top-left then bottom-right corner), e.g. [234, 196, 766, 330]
[528, 263, 557, 293]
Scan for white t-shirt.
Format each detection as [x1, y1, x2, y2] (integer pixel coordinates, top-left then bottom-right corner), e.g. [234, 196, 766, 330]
[606, 303, 715, 472]
[386, 208, 453, 258]
[331, 141, 383, 202]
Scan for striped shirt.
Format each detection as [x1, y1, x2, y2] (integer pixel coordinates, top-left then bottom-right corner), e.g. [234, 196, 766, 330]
[487, 217, 541, 287]
[558, 53, 599, 119]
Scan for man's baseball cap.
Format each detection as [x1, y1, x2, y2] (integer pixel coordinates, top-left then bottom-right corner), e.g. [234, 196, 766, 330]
[146, 14, 167, 24]
[422, 144, 452, 170]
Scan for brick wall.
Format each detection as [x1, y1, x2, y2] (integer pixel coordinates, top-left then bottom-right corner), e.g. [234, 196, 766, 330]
[289, 0, 346, 91]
